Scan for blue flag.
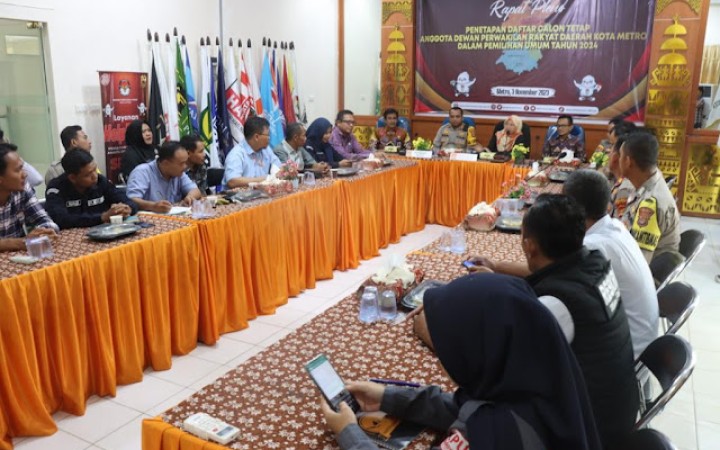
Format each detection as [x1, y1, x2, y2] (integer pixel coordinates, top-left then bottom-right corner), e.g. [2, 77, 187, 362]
[184, 45, 200, 134]
[260, 51, 285, 148]
[215, 48, 233, 161]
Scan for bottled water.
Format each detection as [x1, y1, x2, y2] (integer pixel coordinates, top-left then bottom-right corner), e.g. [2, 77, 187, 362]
[358, 288, 379, 323]
[379, 290, 398, 321]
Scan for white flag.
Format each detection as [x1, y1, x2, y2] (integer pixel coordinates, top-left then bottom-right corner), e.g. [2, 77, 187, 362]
[244, 43, 263, 117]
[224, 43, 245, 145]
[164, 36, 180, 140]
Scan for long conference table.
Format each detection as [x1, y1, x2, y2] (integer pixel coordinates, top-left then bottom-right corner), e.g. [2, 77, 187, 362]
[0, 157, 528, 449]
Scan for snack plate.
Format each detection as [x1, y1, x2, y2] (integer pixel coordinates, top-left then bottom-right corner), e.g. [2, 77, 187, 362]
[548, 170, 571, 182]
[335, 167, 360, 176]
[401, 280, 446, 310]
[495, 215, 523, 233]
[231, 190, 269, 202]
[87, 223, 141, 241]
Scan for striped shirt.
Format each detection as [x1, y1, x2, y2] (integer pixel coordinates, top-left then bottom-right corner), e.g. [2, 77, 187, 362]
[0, 184, 59, 238]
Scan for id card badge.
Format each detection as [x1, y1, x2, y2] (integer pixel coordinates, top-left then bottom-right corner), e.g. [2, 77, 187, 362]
[440, 430, 470, 450]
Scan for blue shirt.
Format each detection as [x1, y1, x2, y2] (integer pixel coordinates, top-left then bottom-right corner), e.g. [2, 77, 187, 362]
[222, 141, 281, 186]
[126, 160, 197, 203]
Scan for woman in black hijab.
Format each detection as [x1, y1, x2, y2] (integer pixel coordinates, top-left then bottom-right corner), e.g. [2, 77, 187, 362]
[322, 273, 602, 450]
[305, 118, 349, 168]
[120, 119, 157, 181]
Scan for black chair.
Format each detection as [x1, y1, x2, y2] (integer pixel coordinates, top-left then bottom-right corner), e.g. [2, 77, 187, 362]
[657, 281, 697, 335]
[207, 168, 225, 189]
[616, 429, 677, 450]
[665, 176, 677, 190]
[649, 251, 686, 292]
[678, 229, 706, 270]
[634, 335, 695, 429]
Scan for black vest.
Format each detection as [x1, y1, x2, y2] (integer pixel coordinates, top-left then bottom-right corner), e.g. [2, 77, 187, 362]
[526, 248, 638, 448]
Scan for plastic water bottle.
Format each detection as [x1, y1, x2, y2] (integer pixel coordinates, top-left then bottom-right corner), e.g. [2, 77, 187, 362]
[379, 290, 398, 322]
[359, 288, 379, 323]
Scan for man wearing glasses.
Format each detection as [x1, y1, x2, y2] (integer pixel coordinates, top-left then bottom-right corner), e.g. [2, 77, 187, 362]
[223, 116, 282, 188]
[329, 110, 372, 161]
[542, 114, 585, 161]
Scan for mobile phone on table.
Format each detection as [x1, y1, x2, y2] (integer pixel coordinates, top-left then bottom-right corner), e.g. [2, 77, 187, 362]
[136, 221, 155, 229]
[461, 260, 477, 270]
[305, 354, 360, 413]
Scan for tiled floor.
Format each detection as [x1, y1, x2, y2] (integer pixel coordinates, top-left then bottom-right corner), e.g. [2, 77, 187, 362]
[12, 219, 720, 450]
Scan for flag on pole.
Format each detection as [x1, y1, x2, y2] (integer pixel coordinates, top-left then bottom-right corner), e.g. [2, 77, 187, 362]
[165, 33, 180, 140]
[175, 38, 191, 137]
[183, 39, 200, 134]
[246, 39, 263, 117]
[237, 40, 253, 124]
[270, 42, 286, 131]
[149, 34, 168, 145]
[288, 42, 306, 123]
[260, 48, 285, 148]
[215, 46, 233, 160]
[224, 39, 245, 145]
[274, 44, 284, 124]
[282, 54, 297, 124]
[199, 38, 220, 168]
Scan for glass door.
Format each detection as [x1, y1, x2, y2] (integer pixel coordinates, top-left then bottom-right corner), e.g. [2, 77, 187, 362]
[0, 18, 55, 196]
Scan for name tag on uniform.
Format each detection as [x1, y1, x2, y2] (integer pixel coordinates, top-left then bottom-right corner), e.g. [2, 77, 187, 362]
[440, 430, 470, 450]
[88, 196, 105, 207]
[66, 200, 81, 207]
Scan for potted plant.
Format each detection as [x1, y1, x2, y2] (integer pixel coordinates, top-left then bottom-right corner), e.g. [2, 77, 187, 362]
[589, 151, 609, 168]
[277, 160, 300, 189]
[511, 143, 530, 164]
[411, 137, 432, 151]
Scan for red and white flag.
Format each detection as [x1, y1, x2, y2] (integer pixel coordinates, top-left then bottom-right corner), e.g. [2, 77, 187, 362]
[224, 40, 244, 145]
[237, 47, 253, 124]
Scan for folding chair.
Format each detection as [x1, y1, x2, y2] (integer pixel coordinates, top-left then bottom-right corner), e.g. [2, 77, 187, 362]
[634, 335, 695, 430]
[657, 281, 697, 335]
[678, 229, 706, 270]
[649, 251, 686, 292]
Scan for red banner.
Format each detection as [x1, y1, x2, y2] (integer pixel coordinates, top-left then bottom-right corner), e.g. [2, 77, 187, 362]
[99, 71, 148, 183]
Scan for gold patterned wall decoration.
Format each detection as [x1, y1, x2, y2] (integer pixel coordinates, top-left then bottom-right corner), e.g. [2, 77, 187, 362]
[682, 144, 720, 214]
[381, 0, 414, 118]
[352, 126, 375, 148]
[647, 89, 690, 116]
[656, 0, 702, 15]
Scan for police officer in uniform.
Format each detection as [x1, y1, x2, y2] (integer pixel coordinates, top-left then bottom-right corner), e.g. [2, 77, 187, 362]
[431, 107, 477, 154]
[618, 131, 680, 263]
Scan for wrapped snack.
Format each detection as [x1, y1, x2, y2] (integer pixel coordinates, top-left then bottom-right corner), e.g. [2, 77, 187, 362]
[527, 171, 549, 187]
[464, 201, 498, 231]
[251, 175, 292, 197]
[357, 254, 424, 302]
[361, 153, 384, 171]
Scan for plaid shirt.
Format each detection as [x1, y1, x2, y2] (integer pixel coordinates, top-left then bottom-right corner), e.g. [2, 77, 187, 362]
[186, 163, 208, 194]
[0, 184, 59, 238]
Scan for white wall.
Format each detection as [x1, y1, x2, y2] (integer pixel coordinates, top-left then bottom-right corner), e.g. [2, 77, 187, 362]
[706, 5, 720, 45]
[0, 0, 340, 171]
[344, 0, 381, 116]
[222, 0, 339, 124]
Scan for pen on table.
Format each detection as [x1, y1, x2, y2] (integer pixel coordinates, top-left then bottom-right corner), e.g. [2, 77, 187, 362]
[369, 378, 422, 388]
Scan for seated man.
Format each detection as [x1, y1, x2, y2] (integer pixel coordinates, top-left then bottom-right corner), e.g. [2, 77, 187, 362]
[370, 108, 408, 150]
[45, 125, 93, 185]
[432, 106, 476, 153]
[45, 149, 137, 229]
[0, 127, 43, 188]
[467, 194, 638, 449]
[329, 110, 372, 161]
[0, 143, 58, 251]
[564, 169, 658, 359]
[180, 134, 209, 194]
[608, 133, 636, 219]
[542, 114, 585, 161]
[619, 131, 680, 262]
[126, 141, 202, 213]
[223, 116, 282, 188]
[273, 122, 330, 174]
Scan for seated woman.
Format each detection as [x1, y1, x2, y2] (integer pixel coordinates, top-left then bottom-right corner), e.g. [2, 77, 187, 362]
[305, 118, 351, 168]
[370, 108, 408, 150]
[120, 120, 158, 181]
[486, 115, 530, 153]
[321, 273, 602, 450]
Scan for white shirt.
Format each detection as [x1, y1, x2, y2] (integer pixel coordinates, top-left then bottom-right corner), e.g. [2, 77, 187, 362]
[585, 215, 658, 358]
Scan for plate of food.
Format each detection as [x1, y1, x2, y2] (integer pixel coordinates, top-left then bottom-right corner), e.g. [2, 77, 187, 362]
[495, 215, 523, 233]
[401, 280, 446, 310]
[491, 153, 511, 163]
[230, 189, 270, 202]
[548, 170, 571, 183]
[334, 167, 360, 176]
[87, 223, 141, 241]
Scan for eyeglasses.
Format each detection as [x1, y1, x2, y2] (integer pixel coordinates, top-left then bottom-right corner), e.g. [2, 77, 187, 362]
[341, 120, 355, 125]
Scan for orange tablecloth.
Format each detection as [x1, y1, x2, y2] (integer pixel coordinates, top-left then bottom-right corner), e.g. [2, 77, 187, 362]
[0, 220, 201, 450]
[416, 159, 529, 226]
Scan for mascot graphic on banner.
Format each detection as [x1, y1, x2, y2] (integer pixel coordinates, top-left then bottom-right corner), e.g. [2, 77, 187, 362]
[451, 72, 476, 97]
[574, 75, 602, 101]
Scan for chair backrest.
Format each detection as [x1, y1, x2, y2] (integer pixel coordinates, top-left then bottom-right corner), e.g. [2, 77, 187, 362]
[616, 429, 678, 450]
[678, 229, 706, 267]
[544, 124, 586, 146]
[441, 116, 476, 128]
[665, 176, 677, 190]
[377, 116, 411, 135]
[634, 335, 695, 429]
[657, 281, 697, 335]
[207, 168, 225, 188]
[649, 251, 686, 292]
